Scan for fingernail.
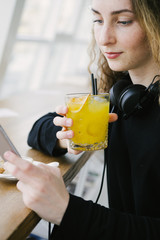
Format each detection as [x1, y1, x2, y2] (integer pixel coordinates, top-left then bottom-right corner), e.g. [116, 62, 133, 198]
[62, 106, 67, 114]
[67, 130, 73, 138]
[4, 151, 12, 159]
[66, 119, 72, 126]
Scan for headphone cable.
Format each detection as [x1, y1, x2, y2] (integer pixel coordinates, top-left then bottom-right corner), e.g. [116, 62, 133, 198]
[95, 149, 107, 203]
[95, 105, 115, 204]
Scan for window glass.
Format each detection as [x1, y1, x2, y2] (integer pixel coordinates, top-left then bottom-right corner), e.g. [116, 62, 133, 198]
[0, 0, 92, 98]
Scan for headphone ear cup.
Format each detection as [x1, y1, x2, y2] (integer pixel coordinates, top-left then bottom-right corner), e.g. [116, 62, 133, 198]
[119, 84, 146, 114]
[110, 77, 159, 118]
[110, 80, 132, 107]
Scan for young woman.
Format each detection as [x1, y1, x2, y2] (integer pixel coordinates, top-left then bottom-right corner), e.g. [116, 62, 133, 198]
[4, 0, 160, 239]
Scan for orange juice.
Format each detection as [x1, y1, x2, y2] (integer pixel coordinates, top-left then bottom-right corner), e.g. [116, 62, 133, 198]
[66, 93, 110, 151]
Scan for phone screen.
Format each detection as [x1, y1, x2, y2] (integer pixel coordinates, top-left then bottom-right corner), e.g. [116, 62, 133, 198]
[0, 125, 20, 161]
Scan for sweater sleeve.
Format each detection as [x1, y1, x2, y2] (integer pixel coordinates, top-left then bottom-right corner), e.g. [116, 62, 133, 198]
[51, 194, 160, 240]
[27, 112, 67, 156]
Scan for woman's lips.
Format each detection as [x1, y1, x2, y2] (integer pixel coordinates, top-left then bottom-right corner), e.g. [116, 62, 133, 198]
[105, 52, 122, 59]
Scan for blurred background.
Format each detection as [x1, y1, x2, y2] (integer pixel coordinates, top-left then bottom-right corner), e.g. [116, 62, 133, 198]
[0, 0, 92, 99]
[0, 1, 108, 239]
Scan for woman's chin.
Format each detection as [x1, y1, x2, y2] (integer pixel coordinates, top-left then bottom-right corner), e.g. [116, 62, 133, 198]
[108, 64, 129, 72]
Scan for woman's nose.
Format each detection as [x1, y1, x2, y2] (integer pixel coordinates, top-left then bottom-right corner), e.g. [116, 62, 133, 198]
[98, 25, 116, 46]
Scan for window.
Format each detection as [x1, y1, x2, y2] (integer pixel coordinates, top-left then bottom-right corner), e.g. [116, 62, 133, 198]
[0, 0, 92, 98]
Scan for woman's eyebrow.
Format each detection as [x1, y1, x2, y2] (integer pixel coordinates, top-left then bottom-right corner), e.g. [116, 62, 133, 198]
[91, 8, 133, 15]
[91, 8, 100, 14]
[111, 9, 133, 15]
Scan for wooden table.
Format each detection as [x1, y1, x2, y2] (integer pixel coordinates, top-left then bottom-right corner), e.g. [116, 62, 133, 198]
[0, 90, 93, 240]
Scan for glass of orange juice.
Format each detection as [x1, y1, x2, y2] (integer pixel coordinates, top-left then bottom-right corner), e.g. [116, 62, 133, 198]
[66, 93, 110, 151]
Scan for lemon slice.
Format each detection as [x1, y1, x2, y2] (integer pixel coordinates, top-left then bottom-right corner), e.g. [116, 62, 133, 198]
[67, 94, 90, 113]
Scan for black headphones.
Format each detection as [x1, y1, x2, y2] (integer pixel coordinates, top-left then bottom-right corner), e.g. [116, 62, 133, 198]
[110, 75, 160, 118]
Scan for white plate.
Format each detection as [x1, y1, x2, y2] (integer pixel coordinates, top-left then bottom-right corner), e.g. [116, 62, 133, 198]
[0, 161, 59, 182]
[0, 173, 17, 181]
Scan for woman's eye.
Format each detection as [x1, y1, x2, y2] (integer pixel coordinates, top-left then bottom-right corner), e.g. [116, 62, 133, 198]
[93, 19, 103, 24]
[118, 20, 132, 25]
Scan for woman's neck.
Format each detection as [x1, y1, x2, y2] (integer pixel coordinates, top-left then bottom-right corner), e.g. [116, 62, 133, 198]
[128, 59, 160, 87]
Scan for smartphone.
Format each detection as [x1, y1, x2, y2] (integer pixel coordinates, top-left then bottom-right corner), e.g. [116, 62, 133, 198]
[0, 125, 21, 161]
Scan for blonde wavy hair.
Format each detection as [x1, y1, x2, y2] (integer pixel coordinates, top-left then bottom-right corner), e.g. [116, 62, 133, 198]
[88, 0, 160, 93]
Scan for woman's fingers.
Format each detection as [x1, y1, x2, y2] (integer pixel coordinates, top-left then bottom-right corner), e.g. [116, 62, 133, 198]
[54, 106, 118, 127]
[4, 152, 43, 183]
[53, 116, 73, 128]
[54, 113, 117, 127]
[55, 105, 68, 116]
[56, 130, 74, 140]
[54, 106, 117, 144]
[54, 113, 117, 141]
[4, 160, 35, 184]
[4, 151, 32, 172]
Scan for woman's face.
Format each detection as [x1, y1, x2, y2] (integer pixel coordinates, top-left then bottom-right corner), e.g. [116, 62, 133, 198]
[91, 0, 152, 73]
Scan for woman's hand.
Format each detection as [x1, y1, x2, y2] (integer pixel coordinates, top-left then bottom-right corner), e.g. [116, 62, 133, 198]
[54, 105, 82, 155]
[54, 105, 118, 154]
[4, 151, 69, 226]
